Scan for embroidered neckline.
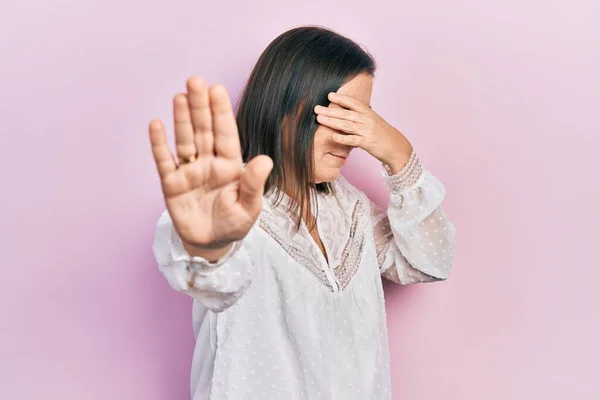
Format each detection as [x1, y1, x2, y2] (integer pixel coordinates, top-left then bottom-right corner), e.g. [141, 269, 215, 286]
[332, 200, 367, 290]
[259, 212, 334, 291]
[258, 198, 368, 292]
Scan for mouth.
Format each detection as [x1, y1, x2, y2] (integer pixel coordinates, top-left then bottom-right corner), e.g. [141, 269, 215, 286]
[329, 152, 348, 160]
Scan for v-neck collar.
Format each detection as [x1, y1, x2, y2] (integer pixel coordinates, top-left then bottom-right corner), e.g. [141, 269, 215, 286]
[260, 179, 369, 292]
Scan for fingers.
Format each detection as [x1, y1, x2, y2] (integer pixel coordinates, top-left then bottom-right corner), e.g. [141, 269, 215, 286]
[186, 77, 214, 156]
[327, 92, 371, 113]
[149, 119, 177, 179]
[332, 132, 364, 148]
[316, 114, 359, 134]
[239, 155, 273, 211]
[314, 105, 360, 122]
[210, 85, 243, 161]
[173, 94, 197, 163]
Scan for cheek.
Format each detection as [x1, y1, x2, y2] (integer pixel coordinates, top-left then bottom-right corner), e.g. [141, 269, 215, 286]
[312, 126, 329, 158]
[313, 125, 338, 154]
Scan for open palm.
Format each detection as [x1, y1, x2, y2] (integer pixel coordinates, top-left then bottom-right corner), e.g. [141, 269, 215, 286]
[149, 77, 273, 249]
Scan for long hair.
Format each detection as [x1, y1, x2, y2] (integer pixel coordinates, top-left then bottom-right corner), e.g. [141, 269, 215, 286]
[235, 25, 376, 230]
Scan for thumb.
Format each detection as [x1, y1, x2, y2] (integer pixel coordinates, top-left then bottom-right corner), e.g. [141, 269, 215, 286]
[239, 155, 273, 212]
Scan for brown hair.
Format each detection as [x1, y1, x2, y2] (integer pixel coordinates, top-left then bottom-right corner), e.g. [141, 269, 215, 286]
[236, 25, 376, 230]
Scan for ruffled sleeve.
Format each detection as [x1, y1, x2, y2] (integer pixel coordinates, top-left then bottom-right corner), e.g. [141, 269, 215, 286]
[370, 152, 456, 284]
[152, 210, 256, 312]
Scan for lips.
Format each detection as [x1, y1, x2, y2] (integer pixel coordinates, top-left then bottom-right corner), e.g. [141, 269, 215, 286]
[329, 152, 348, 160]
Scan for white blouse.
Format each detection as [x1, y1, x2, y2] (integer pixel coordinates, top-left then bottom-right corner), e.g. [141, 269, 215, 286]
[152, 153, 456, 400]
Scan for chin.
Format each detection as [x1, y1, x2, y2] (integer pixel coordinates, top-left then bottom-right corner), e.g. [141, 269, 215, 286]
[314, 167, 342, 184]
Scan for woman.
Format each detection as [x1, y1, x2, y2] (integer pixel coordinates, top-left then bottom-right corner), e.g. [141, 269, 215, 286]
[150, 26, 456, 400]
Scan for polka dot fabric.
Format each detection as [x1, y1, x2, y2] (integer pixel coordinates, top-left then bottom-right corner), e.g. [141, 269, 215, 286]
[153, 154, 456, 399]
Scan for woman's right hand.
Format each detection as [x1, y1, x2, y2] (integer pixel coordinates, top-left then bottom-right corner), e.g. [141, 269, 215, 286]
[149, 77, 273, 253]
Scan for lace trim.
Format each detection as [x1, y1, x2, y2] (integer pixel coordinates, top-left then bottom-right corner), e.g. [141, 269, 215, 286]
[332, 200, 367, 290]
[259, 213, 335, 292]
[258, 199, 368, 292]
[383, 151, 423, 193]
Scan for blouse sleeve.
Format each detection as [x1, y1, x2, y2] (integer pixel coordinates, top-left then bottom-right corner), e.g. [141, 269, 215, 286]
[152, 210, 256, 312]
[371, 152, 456, 284]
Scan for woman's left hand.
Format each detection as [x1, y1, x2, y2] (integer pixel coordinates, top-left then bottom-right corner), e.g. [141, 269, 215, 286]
[314, 92, 413, 173]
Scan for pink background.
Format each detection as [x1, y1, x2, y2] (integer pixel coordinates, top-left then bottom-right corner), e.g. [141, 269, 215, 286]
[1, 0, 599, 399]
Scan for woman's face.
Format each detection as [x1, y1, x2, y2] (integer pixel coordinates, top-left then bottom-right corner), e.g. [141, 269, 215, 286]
[312, 73, 373, 183]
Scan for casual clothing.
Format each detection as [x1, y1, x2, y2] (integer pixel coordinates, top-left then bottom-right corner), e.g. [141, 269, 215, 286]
[153, 154, 456, 399]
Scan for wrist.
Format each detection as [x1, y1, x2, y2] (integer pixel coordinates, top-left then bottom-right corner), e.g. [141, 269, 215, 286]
[382, 150, 423, 193]
[385, 156, 410, 174]
[182, 240, 233, 263]
[384, 151, 412, 175]
[383, 139, 413, 174]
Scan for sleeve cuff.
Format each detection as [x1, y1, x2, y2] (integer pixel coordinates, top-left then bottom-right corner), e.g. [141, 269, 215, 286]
[170, 226, 242, 271]
[381, 151, 424, 194]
